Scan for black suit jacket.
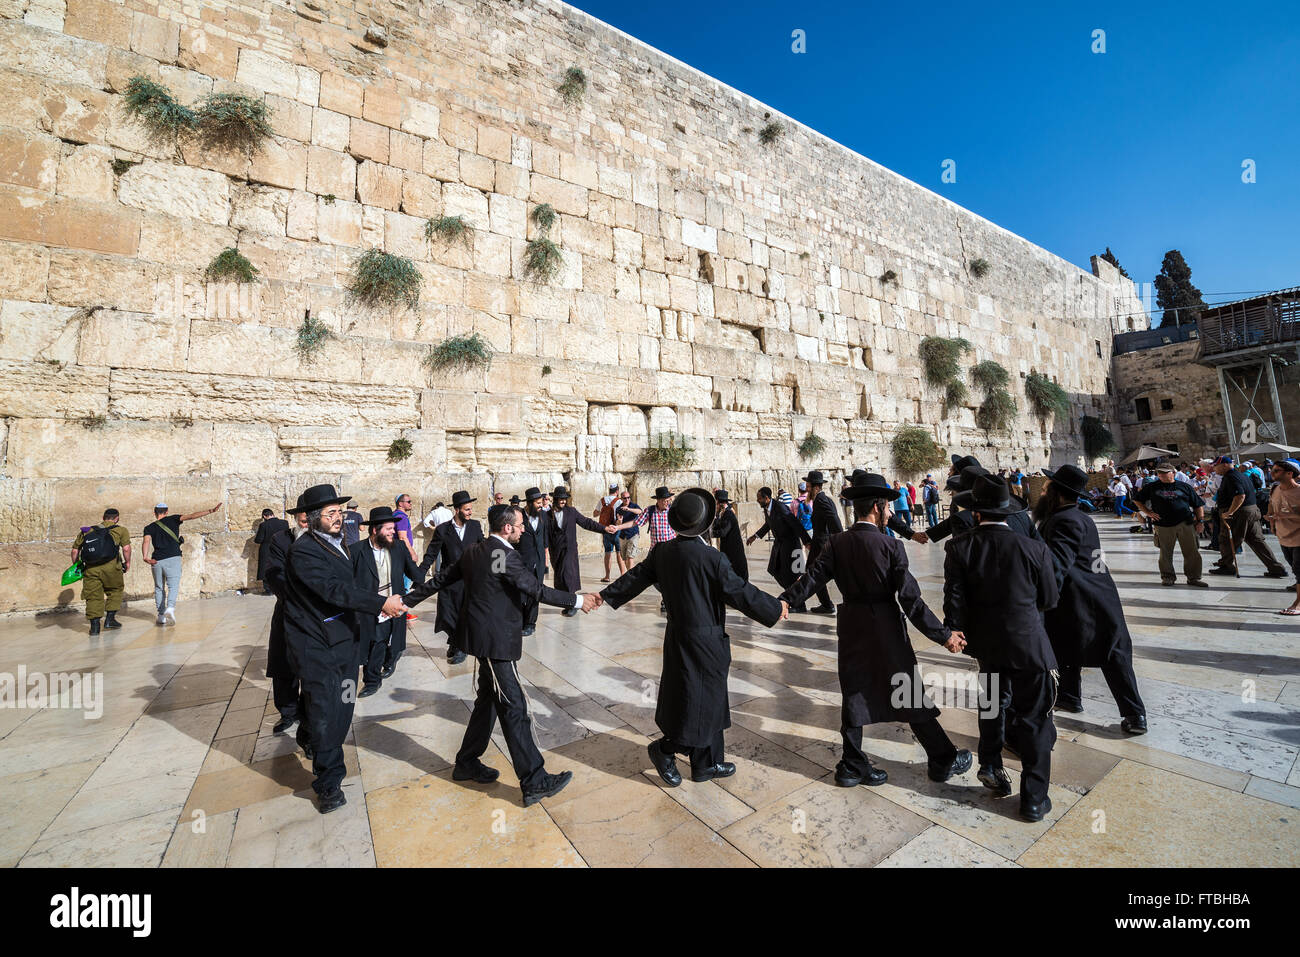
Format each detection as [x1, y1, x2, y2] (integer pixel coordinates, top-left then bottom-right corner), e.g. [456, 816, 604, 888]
[263, 526, 294, 679]
[255, 517, 289, 579]
[517, 508, 549, 577]
[418, 518, 484, 638]
[348, 537, 425, 648]
[942, 523, 1059, 673]
[811, 490, 843, 545]
[753, 502, 811, 582]
[283, 531, 386, 656]
[405, 536, 575, 660]
[1038, 504, 1133, 667]
[547, 505, 606, 591]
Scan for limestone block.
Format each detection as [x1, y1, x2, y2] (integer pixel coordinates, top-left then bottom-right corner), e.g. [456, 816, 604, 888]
[403, 98, 440, 139]
[230, 184, 289, 236]
[0, 301, 81, 362]
[0, 478, 53, 542]
[75, 309, 187, 372]
[350, 118, 390, 164]
[654, 371, 713, 408]
[525, 436, 576, 471]
[118, 162, 230, 227]
[56, 144, 115, 202]
[577, 434, 613, 472]
[444, 432, 475, 472]
[49, 476, 161, 538]
[441, 182, 488, 226]
[223, 473, 289, 532]
[529, 173, 587, 216]
[306, 146, 357, 201]
[495, 162, 528, 200]
[199, 531, 258, 595]
[587, 403, 648, 438]
[316, 198, 362, 246]
[423, 139, 459, 182]
[476, 396, 522, 433]
[0, 128, 59, 193]
[472, 433, 530, 472]
[420, 390, 476, 432]
[356, 162, 403, 210]
[178, 26, 238, 81]
[46, 251, 160, 311]
[2, 17, 107, 87]
[248, 136, 307, 192]
[137, 211, 238, 270]
[236, 49, 306, 101]
[277, 426, 401, 471]
[524, 395, 586, 436]
[0, 187, 142, 257]
[0, 541, 88, 614]
[320, 72, 363, 118]
[312, 107, 351, 151]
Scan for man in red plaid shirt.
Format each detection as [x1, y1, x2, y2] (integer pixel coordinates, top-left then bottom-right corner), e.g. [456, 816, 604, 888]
[611, 486, 675, 611]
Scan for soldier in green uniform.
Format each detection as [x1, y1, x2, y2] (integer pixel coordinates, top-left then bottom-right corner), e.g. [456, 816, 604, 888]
[72, 508, 133, 635]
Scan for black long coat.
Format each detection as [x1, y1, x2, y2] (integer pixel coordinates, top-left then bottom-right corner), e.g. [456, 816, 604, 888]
[600, 536, 783, 746]
[262, 526, 294, 680]
[711, 506, 748, 580]
[418, 519, 483, 639]
[1038, 504, 1134, 668]
[547, 506, 606, 592]
[517, 508, 549, 579]
[928, 505, 1040, 542]
[782, 523, 950, 726]
[255, 517, 288, 580]
[754, 502, 811, 585]
[283, 531, 387, 664]
[348, 537, 424, 651]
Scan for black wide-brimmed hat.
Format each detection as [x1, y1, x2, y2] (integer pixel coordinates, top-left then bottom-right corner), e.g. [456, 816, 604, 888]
[951, 454, 982, 472]
[1043, 464, 1089, 499]
[715, 489, 731, 503]
[509, 495, 521, 505]
[361, 506, 401, 526]
[450, 490, 474, 508]
[668, 487, 716, 537]
[289, 484, 350, 514]
[953, 474, 1024, 517]
[653, 485, 673, 500]
[945, 465, 988, 492]
[552, 486, 570, 500]
[525, 486, 544, 502]
[803, 470, 827, 486]
[842, 472, 896, 501]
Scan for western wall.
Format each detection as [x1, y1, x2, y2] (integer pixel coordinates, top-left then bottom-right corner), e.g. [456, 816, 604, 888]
[0, 0, 1142, 613]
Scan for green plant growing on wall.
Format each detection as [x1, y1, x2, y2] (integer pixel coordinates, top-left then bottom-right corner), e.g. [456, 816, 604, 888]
[422, 333, 493, 375]
[641, 432, 694, 472]
[425, 214, 471, 246]
[976, 388, 1018, 433]
[881, 269, 897, 284]
[204, 247, 259, 284]
[892, 425, 947, 474]
[1082, 415, 1118, 458]
[758, 120, 785, 145]
[322, 194, 336, 205]
[523, 237, 563, 283]
[387, 437, 414, 463]
[918, 336, 971, 387]
[558, 65, 587, 104]
[541, 364, 553, 376]
[944, 380, 969, 409]
[122, 75, 197, 143]
[971, 360, 1010, 395]
[295, 311, 332, 363]
[81, 414, 108, 430]
[347, 248, 421, 310]
[797, 431, 827, 461]
[1025, 371, 1070, 422]
[970, 257, 991, 279]
[530, 203, 557, 232]
[195, 92, 273, 152]
[111, 158, 138, 176]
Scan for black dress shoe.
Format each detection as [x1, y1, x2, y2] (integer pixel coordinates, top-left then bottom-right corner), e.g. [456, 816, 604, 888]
[928, 748, 973, 782]
[522, 770, 573, 806]
[380, 662, 396, 680]
[835, 763, 887, 787]
[810, 604, 836, 615]
[273, 715, 298, 735]
[1265, 569, 1289, 578]
[691, 761, 736, 783]
[521, 625, 535, 637]
[317, 789, 347, 814]
[977, 765, 1013, 796]
[358, 682, 380, 698]
[1020, 795, 1052, 822]
[1208, 566, 1236, 576]
[447, 649, 467, 664]
[1054, 701, 1085, 714]
[562, 607, 578, 618]
[301, 743, 315, 761]
[647, 740, 682, 787]
[452, 762, 501, 783]
[1121, 714, 1148, 735]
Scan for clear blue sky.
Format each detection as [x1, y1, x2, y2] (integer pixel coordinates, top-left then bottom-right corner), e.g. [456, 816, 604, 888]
[566, 0, 1299, 310]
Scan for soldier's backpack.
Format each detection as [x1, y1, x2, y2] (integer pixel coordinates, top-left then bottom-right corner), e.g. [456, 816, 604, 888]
[79, 526, 119, 567]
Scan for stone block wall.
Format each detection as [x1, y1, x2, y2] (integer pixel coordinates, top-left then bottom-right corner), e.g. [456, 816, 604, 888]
[0, 0, 1135, 612]
[1112, 340, 1229, 461]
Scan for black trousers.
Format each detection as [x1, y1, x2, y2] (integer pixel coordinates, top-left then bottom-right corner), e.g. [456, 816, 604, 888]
[771, 546, 807, 612]
[840, 717, 956, 775]
[362, 618, 394, 686]
[522, 562, 543, 629]
[292, 637, 360, 795]
[271, 675, 301, 721]
[660, 729, 725, 777]
[457, 658, 546, 792]
[976, 666, 1056, 806]
[1057, 658, 1145, 718]
[809, 539, 832, 607]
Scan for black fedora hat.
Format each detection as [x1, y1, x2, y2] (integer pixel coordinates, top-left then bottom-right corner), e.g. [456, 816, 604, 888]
[951, 454, 982, 472]
[509, 495, 521, 505]
[653, 485, 673, 500]
[290, 483, 350, 514]
[803, 470, 827, 486]
[842, 472, 895, 501]
[945, 465, 988, 492]
[361, 505, 401, 526]
[552, 486, 570, 500]
[715, 489, 731, 503]
[525, 486, 544, 502]
[668, 487, 716, 537]
[450, 490, 474, 508]
[953, 474, 1024, 517]
[1043, 464, 1089, 499]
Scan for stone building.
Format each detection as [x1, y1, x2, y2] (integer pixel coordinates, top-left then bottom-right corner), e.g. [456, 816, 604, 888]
[0, 0, 1139, 613]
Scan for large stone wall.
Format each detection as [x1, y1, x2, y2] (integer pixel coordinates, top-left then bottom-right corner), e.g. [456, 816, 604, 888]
[0, 0, 1138, 613]
[1112, 340, 1228, 461]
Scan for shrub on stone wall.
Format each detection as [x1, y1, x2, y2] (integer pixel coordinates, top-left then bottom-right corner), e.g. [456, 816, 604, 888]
[944, 380, 969, 409]
[524, 237, 563, 283]
[797, 431, 827, 461]
[531, 203, 557, 232]
[196, 92, 274, 153]
[122, 75, 197, 143]
[976, 388, 1017, 433]
[918, 336, 970, 387]
[881, 269, 897, 284]
[971, 359, 1009, 395]
[422, 333, 493, 375]
[558, 65, 587, 104]
[970, 257, 991, 278]
[204, 247, 259, 284]
[892, 426, 947, 475]
[426, 214, 471, 246]
[1082, 415, 1118, 458]
[387, 437, 414, 463]
[295, 311, 332, 363]
[347, 248, 421, 310]
[759, 120, 785, 145]
[641, 432, 694, 472]
[1025, 371, 1070, 422]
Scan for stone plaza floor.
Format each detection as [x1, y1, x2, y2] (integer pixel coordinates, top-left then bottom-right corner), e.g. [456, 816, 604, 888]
[2, 515, 1298, 868]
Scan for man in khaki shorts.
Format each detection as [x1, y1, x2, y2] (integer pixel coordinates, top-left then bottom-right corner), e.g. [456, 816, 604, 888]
[614, 489, 641, 569]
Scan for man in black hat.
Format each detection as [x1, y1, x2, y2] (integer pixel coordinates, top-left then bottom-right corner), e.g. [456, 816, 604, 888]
[747, 486, 812, 611]
[518, 487, 549, 636]
[782, 472, 973, 786]
[913, 464, 1039, 544]
[942, 474, 1060, 822]
[609, 485, 677, 613]
[404, 504, 598, 805]
[254, 508, 289, 592]
[264, 506, 308, 735]
[283, 485, 408, 813]
[842, 468, 921, 541]
[1037, 465, 1148, 734]
[418, 490, 483, 664]
[803, 470, 842, 614]
[547, 486, 610, 616]
[600, 489, 788, 786]
[350, 506, 425, 695]
[710, 489, 748, 580]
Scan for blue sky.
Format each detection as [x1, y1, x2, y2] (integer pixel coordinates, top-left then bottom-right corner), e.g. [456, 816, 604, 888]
[566, 0, 1299, 312]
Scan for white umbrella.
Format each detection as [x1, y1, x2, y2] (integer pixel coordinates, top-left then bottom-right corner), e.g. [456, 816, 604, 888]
[1117, 445, 1177, 465]
[1235, 441, 1300, 459]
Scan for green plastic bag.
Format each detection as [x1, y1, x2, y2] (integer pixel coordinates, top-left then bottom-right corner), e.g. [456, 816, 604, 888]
[61, 562, 84, 586]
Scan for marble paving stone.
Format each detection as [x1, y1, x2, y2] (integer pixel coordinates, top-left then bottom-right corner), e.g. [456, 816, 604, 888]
[0, 757, 100, 868]
[18, 807, 180, 868]
[729, 689, 842, 754]
[161, 809, 238, 867]
[876, 824, 1019, 867]
[648, 769, 756, 831]
[200, 732, 257, 774]
[366, 770, 584, 868]
[182, 746, 360, 819]
[215, 705, 267, 739]
[711, 723, 832, 811]
[0, 723, 130, 776]
[226, 782, 374, 868]
[1243, 775, 1300, 809]
[42, 766, 195, 839]
[1019, 760, 1300, 867]
[558, 695, 627, 735]
[544, 725, 655, 809]
[81, 701, 227, 787]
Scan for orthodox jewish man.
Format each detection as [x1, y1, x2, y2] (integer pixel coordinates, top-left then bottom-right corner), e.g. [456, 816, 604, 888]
[547, 486, 612, 615]
[711, 489, 748, 580]
[600, 489, 788, 786]
[283, 485, 407, 813]
[942, 474, 1060, 822]
[349, 506, 425, 696]
[264, 507, 308, 735]
[780, 472, 973, 787]
[404, 505, 599, 806]
[804, 470, 844, 614]
[419, 489, 483, 664]
[1038, 464, 1147, 734]
[517, 487, 550, 636]
[746, 486, 811, 611]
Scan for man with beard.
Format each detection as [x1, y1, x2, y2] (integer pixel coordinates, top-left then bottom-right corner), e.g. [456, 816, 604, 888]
[547, 486, 613, 616]
[1037, 464, 1147, 734]
[284, 485, 407, 812]
[419, 490, 483, 664]
[943, 474, 1060, 822]
[746, 486, 811, 611]
[781, 472, 973, 787]
[710, 489, 748, 580]
[264, 507, 308, 735]
[350, 505, 424, 696]
[517, 487, 549, 637]
[914, 464, 1040, 544]
[803, 470, 843, 614]
[600, 489, 788, 785]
